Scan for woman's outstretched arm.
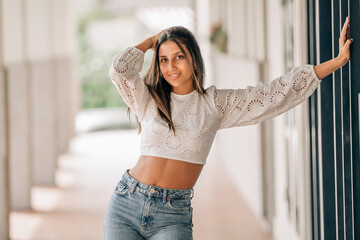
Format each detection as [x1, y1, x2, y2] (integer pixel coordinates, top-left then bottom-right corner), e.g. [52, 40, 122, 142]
[314, 17, 354, 80]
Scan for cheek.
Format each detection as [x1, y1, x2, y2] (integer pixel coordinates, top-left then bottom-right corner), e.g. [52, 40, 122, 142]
[183, 64, 193, 76]
[159, 65, 166, 74]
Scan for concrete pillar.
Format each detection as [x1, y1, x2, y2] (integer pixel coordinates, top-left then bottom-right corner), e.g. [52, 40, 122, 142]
[24, 0, 58, 185]
[1, 0, 32, 210]
[7, 64, 31, 209]
[0, 71, 10, 240]
[62, 0, 78, 143]
[226, 0, 247, 56]
[0, 0, 10, 235]
[29, 61, 58, 185]
[51, 0, 77, 154]
[23, 0, 77, 186]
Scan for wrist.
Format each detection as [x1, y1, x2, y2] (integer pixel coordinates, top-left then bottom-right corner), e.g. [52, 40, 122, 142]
[335, 54, 347, 67]
[145, 37, 153, 47]
[135, 38, 153, 53]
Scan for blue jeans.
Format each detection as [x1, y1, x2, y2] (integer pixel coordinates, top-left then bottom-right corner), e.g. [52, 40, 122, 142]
[104, 169, 194, 240]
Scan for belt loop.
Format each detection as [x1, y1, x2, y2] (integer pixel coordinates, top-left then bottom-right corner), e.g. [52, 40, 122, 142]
[190, 188, 194, 199]
[163, 189, 167, 202]
[129, 180, 138, 194]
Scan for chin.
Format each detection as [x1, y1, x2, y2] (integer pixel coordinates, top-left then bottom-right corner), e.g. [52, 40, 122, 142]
[166, 81, 181, 88]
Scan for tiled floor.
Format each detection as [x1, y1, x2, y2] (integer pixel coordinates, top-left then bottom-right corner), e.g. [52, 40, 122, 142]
[10, 130, 272, 240]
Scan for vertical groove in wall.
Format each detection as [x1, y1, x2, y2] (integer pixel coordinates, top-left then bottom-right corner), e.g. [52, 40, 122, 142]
[352, 0, 360, 236]
[348, 1, 354, 239]
[339, 3, 347, 240]
[314, 1, 326, 239]
[348, 4, 359, 239]
[331, 0, 340, 239]
[333, 0, 342, 237]
[347, 0, 355, 237]
[349, 1, 360, 239]
[307, 0, 320, 238]
[340, 0, 354, 237]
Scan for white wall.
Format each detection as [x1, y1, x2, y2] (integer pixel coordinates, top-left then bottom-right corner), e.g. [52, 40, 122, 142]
[207, 0, 267, 224]
[205, 0, 313, 239]
[212, 51, 264, 218]
[266, 1, 300, 239]
[267, 1, 312, 240]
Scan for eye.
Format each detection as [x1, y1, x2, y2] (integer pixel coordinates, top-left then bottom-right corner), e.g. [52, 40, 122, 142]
[160, 58, 168, 63]
[176, 55, 185, 60]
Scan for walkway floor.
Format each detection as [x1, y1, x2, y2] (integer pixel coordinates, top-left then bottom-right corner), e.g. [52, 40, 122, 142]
[10, 129, 273, 240]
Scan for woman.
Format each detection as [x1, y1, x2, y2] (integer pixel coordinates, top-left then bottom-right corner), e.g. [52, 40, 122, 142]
[104, 17, 353, 239]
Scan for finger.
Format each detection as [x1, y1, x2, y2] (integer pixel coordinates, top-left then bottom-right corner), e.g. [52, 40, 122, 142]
[340, 17, 349, 39]
[344, 38, 354, 50]
[339, 37, 345, 49]
[155, 29, 166, 41]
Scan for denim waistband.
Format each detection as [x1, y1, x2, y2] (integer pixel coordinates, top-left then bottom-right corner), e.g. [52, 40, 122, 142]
[121, 169, 194, 201]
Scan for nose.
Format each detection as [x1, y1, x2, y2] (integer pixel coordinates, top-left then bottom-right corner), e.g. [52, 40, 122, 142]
[167, 60, 177, 71]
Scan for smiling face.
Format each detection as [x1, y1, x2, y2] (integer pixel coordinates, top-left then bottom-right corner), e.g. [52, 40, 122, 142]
[158, 40, 194, 95]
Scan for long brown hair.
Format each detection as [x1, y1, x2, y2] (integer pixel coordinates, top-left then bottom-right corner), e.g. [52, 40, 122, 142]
[131, 26, 206, 133]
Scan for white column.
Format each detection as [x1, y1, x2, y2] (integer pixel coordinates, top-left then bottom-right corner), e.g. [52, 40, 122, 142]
[23, 0, 78, 185]
[62, 0, 78, 142]
[51, 0, 77, 154]
[7, 65, 31, 208]
[246, 0, 256, 59]
[195, 0, 210, 39]
[254, 0, 265, 61]
[24, 0, 57, 185]
[1, 0, 32, 209]
[0, 71, 10, 240]
[226, 0, 247, 56]
[0, 0, 10, 233]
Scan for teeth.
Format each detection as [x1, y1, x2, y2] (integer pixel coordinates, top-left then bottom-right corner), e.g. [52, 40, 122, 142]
[170, 74, 180, 77]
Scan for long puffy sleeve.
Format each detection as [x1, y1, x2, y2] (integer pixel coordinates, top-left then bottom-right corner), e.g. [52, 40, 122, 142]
[215, 65, 321, 129]
[109, 46, 150, 120]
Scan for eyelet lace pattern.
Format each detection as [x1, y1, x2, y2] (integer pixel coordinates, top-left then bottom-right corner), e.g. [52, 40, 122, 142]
[110, 46, 322, 165]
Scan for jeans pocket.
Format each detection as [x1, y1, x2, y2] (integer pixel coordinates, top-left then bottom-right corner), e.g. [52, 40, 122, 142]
[114, 180, 129, 196]
[165, 198, 191, 211]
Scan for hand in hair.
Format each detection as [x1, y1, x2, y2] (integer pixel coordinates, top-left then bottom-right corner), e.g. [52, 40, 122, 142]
[135, 29, 167, 53]
[149, 29, 166, 50]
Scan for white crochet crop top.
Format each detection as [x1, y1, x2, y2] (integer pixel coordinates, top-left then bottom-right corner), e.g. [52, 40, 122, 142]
[110, 47, 321, 165]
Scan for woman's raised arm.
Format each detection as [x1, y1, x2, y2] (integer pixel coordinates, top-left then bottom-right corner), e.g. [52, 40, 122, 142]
[135, 30, 166, 53]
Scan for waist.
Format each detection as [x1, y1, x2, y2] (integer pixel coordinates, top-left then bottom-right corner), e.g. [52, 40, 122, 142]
[122, 169, 194, 199]
[129, 155, 204, 189]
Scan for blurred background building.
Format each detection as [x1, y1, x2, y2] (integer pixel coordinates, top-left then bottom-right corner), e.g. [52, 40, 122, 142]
[0, 0, 359, 239]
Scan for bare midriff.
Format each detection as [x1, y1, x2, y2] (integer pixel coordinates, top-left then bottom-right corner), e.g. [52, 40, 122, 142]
[128, 155, 204, 189]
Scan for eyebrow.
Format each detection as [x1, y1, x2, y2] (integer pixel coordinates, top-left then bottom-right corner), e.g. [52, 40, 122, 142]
[159, 51, 183, 58]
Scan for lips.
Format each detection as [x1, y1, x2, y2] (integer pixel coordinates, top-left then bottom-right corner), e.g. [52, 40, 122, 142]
[168, 73, 181, 79]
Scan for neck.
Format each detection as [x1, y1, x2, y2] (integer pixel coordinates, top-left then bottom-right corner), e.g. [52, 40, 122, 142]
[172, 88, 195, 95]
